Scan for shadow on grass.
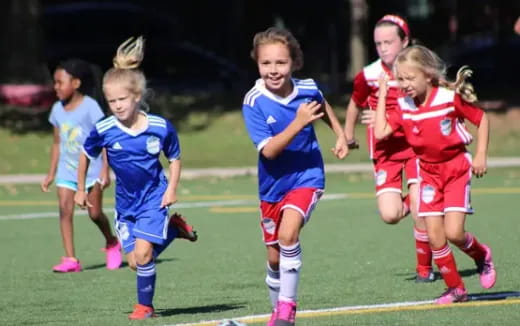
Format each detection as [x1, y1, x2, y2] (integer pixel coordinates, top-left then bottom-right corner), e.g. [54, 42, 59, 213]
[83, 257, 176, 271]
[469, 291, 520, 301]
[155, 303, 246, 317]
[401, 267, 479, 282]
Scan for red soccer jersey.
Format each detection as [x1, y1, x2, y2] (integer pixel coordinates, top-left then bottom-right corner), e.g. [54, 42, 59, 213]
[351, 59, 414, 160]
[388, 87, 484, 163]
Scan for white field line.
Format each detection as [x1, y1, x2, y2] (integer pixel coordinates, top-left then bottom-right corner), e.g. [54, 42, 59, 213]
[167, 299, 435, 326]
[0, 193, 349, 221]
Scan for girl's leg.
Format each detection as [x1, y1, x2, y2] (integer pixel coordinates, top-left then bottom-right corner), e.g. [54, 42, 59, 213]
[87, 183, 118, 246]
[444, 211, 496, 289]
[53, 187, 82, 272]
[266, 244, 280, 309]
[409, 183, 434, 282]
[129, 239, 156, 319]
[377, 192, 405, 224]
[57, 187, 76, 258]
[426, 215, 467, 303]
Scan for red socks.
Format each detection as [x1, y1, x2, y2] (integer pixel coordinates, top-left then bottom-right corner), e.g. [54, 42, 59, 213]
[432, 244, 464, 289]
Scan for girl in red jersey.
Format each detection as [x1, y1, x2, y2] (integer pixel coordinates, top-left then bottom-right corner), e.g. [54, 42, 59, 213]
[374, 45, 497, 304]
[344, 14, 433, 282]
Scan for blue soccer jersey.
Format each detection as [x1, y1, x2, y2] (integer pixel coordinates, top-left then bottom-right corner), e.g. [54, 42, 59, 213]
[242, 78, 325, 202]
[83, 113, 181, 215]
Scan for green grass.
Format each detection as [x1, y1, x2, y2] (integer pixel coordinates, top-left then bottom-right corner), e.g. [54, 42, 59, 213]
[1, 169, 520, 325]
[2, 109, 519, 174]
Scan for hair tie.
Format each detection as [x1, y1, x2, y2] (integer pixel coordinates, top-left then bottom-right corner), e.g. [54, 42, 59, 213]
[378, 14, 410, 38]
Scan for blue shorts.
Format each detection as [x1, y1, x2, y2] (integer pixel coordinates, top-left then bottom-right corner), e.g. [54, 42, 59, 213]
[114, 207, 170, 254]
[55, 178, 98, 192]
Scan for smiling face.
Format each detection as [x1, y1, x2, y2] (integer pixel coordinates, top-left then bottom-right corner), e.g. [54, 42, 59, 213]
[374, 25, 408, 68]
[395, 61, 432, 101]
[103, 82, 140, 123]
[53, 68, 80, 101]
[256, 42, 293, 97]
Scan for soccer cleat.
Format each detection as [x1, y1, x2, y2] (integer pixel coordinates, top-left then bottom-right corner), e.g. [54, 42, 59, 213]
[52, 257, 82, 273]
[102, 241, 122, 270]
[266, 308, 277, 326]
[435, 287, 468, 304]
[274, 300, 296, 326]
[169, 212, 198, 242]
[476, 244, 497, 289]
[128, 303, 155, 320]
[415, 268, 436, 283]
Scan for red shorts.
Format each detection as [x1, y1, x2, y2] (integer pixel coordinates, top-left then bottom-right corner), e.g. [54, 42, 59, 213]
[373, 156, 418, 196]
[417, 152, 473, 217]
[259, 187, 323, 245]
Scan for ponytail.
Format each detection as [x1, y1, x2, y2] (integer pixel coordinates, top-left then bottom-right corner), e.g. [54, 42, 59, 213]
[439, 66, 478, 103]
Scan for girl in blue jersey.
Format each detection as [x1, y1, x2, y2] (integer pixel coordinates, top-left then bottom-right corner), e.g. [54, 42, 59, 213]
[41, 58, 121, 273]
[74, 37, 196, 320]
[242, 27, 348, 326]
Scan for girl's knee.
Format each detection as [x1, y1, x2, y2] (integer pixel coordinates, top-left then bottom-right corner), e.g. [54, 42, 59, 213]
[380, 213, 401, 224]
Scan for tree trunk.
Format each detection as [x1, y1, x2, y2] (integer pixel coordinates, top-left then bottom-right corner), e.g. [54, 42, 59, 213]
[0, 0, 47, 84]
[347, 0, 368, 81]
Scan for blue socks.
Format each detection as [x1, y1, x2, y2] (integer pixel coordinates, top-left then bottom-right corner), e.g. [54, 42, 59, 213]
[136, 260, 156, 307]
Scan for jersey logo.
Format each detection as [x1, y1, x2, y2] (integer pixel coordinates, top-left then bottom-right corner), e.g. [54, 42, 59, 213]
[112, 142, 122, 150]
[421, 184, 435, 204]
[146, 136, 161, 154]
[266, 115, 277, 124]
[440, 118, 452, 136]
[375, 169, 387, 186]
[262, 217, 276, 235]
[412, 126, 420, 134]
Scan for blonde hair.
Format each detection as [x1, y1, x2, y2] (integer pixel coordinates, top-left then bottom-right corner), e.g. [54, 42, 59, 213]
[250, 27, 304, 71]
[103, 36, 149, 107]
[394, 45, 478, 103]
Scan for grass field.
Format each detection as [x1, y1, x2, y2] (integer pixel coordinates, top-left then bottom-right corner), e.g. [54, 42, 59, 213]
[1, 169, 520, 325]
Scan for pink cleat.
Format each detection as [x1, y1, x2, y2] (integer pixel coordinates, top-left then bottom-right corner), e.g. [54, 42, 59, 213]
[476, 244, 496, 289]
[53, 257, 82, 273]
[103, 241, 122, 270]
[266, 308, 277, 326]
[128, 304, 155, 320]
[274, 300, 296, 326]
[435, 287, 468, 304]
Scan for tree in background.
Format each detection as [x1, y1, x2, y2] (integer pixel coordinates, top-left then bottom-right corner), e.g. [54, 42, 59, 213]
[0, 0, 48, 84]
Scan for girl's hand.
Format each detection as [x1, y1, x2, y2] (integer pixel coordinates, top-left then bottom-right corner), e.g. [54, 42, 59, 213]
[41, 174, 54, 192]
[161, 187, 177, 208]
[472, 153, 487, 178]
[99, 170, 111, 190]
[294, 101, 324, 127]
[74, 190, 93, 209]
[377, 72, 389, 97]
[332, 136, 349, 159]
[360, 110, 376, 127]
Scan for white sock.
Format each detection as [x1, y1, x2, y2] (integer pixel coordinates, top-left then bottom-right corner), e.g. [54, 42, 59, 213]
[265, 263, 280, 308]
[279, 242, 302, 302]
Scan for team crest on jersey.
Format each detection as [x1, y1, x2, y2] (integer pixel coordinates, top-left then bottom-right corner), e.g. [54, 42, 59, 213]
[375, 170, 387, 186]
[421, 185, 435, 204]
[440, 118, 452, 136]
[146, 136, 161, 154]
[262, 217, 276, 235]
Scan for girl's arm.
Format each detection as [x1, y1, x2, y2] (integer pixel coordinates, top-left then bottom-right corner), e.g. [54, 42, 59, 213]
[344, 98, 361, 149]
[322, 100, 348, 159]
[373, 74, 394, 140]
[261, 101, 324, 159]
[161, 159, 181, 208]
[472, 112, 489, 178]
[74, 152, 92, 208]
[41, 127, 60, 192]
[99, 149, 111, 189]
